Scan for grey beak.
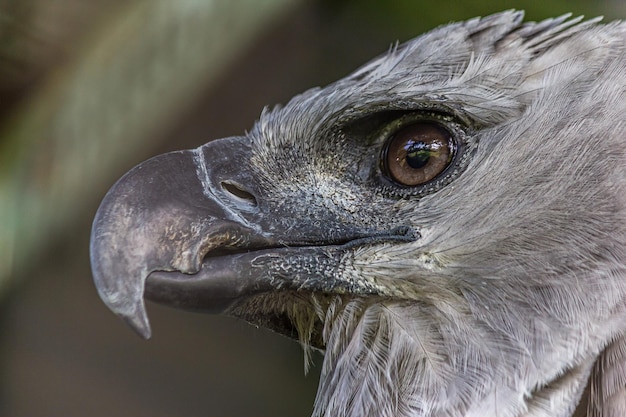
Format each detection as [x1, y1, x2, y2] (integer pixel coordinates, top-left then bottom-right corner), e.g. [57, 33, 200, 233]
[90, 150, 213, 338]
[90, 138, 270, 339]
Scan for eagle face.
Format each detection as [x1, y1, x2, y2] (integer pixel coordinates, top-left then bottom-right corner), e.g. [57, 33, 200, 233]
[90, 11, 626, 417]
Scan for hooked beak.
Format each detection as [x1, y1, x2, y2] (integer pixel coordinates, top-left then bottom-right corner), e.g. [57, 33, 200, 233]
[90, 138, 275, 339]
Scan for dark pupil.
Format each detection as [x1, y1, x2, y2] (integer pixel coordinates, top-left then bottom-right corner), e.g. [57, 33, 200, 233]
[404, 141, 431, 169]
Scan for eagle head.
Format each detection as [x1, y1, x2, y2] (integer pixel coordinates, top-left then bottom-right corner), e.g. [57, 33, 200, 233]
[90, 11, 626, 417]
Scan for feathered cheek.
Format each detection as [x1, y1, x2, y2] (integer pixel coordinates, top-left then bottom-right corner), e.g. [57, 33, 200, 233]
[344, 243, 447, 297]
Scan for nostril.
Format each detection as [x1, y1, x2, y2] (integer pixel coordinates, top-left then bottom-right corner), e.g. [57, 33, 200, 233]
[220, 181, 258, 207]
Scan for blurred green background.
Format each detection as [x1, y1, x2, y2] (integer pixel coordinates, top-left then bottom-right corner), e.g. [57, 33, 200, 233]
[0, 1, 622, 416]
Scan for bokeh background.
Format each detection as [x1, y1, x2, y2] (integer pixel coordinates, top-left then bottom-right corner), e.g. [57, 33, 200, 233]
[0, 1, 622, 416]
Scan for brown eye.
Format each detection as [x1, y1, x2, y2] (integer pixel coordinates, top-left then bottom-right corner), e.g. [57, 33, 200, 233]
[383, 122, 454, 186]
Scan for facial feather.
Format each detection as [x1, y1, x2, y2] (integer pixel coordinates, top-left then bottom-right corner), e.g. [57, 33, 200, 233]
[244, 11, 626, 417]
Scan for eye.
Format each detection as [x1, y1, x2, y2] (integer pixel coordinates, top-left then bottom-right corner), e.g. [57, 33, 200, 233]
[382, 122, 455, 186]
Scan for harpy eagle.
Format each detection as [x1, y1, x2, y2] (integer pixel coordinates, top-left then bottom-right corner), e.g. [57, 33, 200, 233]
[90, 11, 626, 417]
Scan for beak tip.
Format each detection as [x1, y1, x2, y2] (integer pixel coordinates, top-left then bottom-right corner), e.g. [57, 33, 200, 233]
[119, 302, 153, 340]
[125, 314, 152, 340]
[94, 278, 153, 339]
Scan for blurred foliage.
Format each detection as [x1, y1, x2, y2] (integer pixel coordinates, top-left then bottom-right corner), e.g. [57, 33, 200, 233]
[322, 0, 622, 42]
[0, 0, 301, 295]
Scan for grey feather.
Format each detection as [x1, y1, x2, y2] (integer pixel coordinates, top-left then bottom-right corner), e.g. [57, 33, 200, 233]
[248, 11, 626, 417]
